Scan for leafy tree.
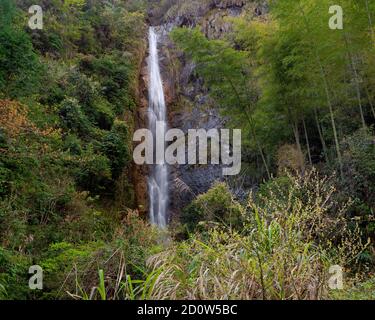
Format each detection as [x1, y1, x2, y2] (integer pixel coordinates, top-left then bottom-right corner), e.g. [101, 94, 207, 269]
[171, 27, 271, 177]
[58, 98, 93, 138]
[0, 0, 42, 98]
[80, 54, 135, 115]
[101, 120, 131, 179]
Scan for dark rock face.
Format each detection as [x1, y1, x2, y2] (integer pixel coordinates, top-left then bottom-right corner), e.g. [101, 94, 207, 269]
[149, 0, 248, 27]
[133, 46, 150, 216]
[144, 1, 268, 220]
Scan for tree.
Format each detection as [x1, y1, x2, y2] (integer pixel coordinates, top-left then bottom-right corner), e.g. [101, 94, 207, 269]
[0, 0, 42, 98]
[171, 27, 271, 178]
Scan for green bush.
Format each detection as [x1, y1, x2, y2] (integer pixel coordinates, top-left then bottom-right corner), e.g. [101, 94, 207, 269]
[182, 182, 243, 232]
[81, 54, 135, 115]
[63, 134, 83, 156]
[38, 61, 66, 106]
[331, 277, 375, 300]
[0, 164, 11, 198]
[65, 71, 115, 130]
[74, 149, 112, 195]
[0, 2, 42, 98]
[341, 128, 375, 206]
[39, 212, 161, 299]
[58, 98, 93, 137]
[40, 241, 106, 299]
[0, 247, 31, 300]
[257, 175, 292, 204]
[101, 120, 131, 179]
[333, 128, 375, 243]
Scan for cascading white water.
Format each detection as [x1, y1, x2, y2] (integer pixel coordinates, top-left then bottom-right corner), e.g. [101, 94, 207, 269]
[147, 27, 169, 228]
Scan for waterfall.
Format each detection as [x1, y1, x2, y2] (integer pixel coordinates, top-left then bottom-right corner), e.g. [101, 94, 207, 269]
[147, 27, 169, 228]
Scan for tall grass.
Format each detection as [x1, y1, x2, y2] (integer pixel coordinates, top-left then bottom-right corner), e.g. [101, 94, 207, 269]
[144, 170, 368, 300]
[66, 170, 370, 300]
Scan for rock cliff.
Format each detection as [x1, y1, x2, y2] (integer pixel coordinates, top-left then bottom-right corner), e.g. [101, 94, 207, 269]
[137, 0, 268, 219]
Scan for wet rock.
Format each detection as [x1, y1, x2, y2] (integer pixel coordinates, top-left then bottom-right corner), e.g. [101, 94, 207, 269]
[133, 48, 149, 216]
[142, 1, 267, 218]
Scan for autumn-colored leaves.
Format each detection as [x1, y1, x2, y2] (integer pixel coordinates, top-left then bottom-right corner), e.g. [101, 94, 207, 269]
[0, 100, 34, 138]
[0, 99, 57, 140]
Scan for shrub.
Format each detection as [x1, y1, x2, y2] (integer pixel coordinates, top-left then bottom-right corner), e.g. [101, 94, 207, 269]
[40, 211, 161, 300]
[340, 128, 375, 207]
[332, 128, 375, 245]
[330, 276, 375, 300]
[0, 165, 11, 198]
[257, 175, 292, 203]
[63, 134, 83, 156]
[58, 98, 93, 138]
[0, 198, 28, 251]
[40, 241, 107, 299]
[38, 61, 67, 106]
[0, 247, 31, 300]
[74, 149, 112, 195]
[182, 182, 243, 232]
[81, 54, 135, 115]
[0, 100, 38, 139]
[65, 71, 115, 130]
[277, 144, 305, 174]
[0, 9, 42, 98]
[101, 120, 131, 179]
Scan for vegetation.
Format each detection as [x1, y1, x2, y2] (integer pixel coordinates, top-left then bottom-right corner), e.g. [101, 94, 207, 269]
[0, 0, 148, 299]
[169, 0, 374, 299]
[149, 171, 366, 300]
[0, 0, 374, 300]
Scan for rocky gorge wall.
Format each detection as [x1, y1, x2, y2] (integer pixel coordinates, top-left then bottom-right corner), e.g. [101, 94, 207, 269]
[135, 0, 268, 220]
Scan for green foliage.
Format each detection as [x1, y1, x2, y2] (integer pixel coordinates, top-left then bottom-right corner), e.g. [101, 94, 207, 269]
[0, 164, 11, 198]
[0, 247, 31, 300]
[0, 0, 374, 301]
[0, 16, 42, 98]
[334, 128, 375, 242]
[0, 0, 147, 300]
[80, 54, 136, 115]
[257, 175, 292, 202]
[123, 267, 163, 300]
[0, 0, 15, 27]
[331, 277, 375, 300]
[39, 212, 161, 300]
[101, 120, 131, 179]
[40, 241, 106, 298]
[341, 128, 375, 203]
[171, 27, 253, 113]
[148, 170, 367, 300]
[59, 98, 93, 137]
[182, 182, 243, 232]
[64, 70, 114, 129]
[74, 149, 112, 195]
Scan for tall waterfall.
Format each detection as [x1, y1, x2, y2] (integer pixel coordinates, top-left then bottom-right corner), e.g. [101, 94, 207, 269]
[147, 27, 169, 228]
